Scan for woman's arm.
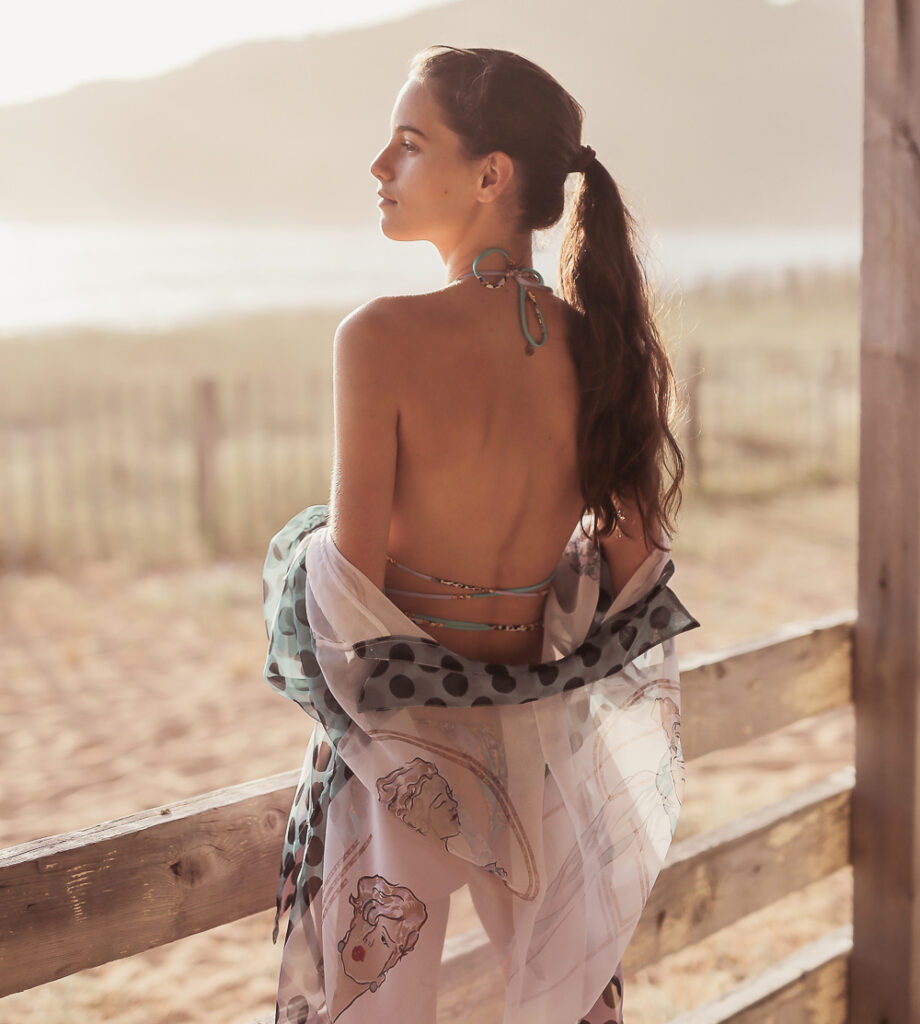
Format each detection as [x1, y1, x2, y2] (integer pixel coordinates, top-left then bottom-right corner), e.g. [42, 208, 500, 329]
[328, 300, 401, 594]
[598, 493, 659, 600]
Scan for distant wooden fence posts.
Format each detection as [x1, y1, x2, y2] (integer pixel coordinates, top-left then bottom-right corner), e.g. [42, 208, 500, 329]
[0, 351, 856, 570]
[192, 378, 220, 556]
[0, 372, 334, 569]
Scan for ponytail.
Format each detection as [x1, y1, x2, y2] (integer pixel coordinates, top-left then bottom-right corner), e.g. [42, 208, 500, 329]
[558, 160, 686, 552]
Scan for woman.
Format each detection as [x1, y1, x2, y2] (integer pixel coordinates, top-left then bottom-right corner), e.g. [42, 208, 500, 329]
[262, 45, 699, 1024]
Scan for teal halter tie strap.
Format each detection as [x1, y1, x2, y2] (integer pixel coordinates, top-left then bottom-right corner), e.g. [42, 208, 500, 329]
[452, 246, 552, 356]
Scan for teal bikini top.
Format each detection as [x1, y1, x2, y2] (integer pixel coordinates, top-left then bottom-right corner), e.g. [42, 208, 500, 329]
[383, 555, 557, 633]
[386, 246, 556, 633]
[451, 246, 553, 357]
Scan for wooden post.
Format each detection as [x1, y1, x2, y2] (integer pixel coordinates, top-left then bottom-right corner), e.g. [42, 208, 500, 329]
[192, 377, 220, 556]
[851, 1, 920, 1019]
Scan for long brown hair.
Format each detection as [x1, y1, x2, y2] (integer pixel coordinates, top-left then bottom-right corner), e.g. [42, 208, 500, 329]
[408, 45, 686, 552]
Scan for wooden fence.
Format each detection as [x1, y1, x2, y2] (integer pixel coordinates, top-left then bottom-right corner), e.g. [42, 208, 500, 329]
[0, 340, 858, 570]
[2, 1, 917, 1016]
[0, 610, 856, 1022]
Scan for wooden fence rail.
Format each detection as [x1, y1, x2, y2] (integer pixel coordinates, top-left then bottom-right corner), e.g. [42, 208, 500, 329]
[0, 612, 856, 1021]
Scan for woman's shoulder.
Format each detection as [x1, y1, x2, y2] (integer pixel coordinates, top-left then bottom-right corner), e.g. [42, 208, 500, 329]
[336, 292, 439, 346]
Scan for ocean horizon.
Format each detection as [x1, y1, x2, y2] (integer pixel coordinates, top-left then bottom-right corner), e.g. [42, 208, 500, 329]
[0, 220, 861, 339]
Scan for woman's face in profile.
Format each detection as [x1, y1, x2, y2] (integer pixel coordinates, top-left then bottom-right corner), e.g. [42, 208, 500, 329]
[369, 77, 479, 245]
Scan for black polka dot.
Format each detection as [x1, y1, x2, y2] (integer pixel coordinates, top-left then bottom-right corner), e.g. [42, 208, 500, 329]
[287, 818, 296, 843]
[310, 804, 322, 827]
[285, 994, 311, 1024]
[283, 891, 296, 912]
[313, 741, 332, 772]
[299, 650, 321, 677]
[635, 600, 651, 618]
[419, 663, 438, 673]
[606, 662, 623, 675]
[306, 875, 322, 900]
[618, 625, 637, 648]
[294, 783, 305, 804]
[636, 640, 653, 655]
[650, 605, 672, 629]
[443, 672, 469, 697]
[370, 659, 390, 677]
[343, 764, 354, 781]
[324, 691, 343, 715]
[389, 674, 414, 699]
[577, 642, 601, 667]
[520, 697, 538, 704]
[491, 674, 516, 694]
[537, 664, 559, 686]
[570, 731, 583, 753]
[425, 697, 447, 707]
[472, 696, 494, 706]
[608, 618, 629, 633]
[441, 654, 464, 671]
[603, 975, 623, 1006]
[306, 836, 323, 866]
[283, 851, 295, 874]
[564, 676, 586, 692]
[266, 661, 286, 690]
[389, 642, 415, 662]
[298, 820, 308, 844]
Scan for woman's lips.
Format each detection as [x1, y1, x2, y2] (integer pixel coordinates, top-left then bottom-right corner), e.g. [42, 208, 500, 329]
[378, 197, 396, 206]
[352, 945, 365, 961]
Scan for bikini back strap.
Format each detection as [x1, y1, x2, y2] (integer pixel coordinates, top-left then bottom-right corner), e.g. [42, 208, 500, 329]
[385, 554, 556, 596]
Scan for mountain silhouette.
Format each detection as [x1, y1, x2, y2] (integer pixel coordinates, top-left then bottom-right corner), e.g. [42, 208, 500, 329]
[0, 0, 861, 228]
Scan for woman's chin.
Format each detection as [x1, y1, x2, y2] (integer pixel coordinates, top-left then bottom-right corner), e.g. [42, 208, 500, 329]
[378, 220, 414, 242]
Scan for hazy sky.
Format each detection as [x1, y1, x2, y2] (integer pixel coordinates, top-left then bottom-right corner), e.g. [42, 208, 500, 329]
[0, 0, 458, 107]
[1, 0, 808, 109]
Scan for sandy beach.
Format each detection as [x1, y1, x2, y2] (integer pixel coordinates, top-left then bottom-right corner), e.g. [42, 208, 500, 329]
[0, 269, 862, 1021]
[0, 478, 857, 1022]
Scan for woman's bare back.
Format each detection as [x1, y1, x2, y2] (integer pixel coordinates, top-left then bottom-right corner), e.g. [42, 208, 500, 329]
[382, 278, 586, 665]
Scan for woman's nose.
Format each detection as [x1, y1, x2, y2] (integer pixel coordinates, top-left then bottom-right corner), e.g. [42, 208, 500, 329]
[369, 151, 388, 181]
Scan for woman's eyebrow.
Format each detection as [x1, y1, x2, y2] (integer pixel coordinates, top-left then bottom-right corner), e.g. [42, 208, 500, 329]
[393, 123, 430, 140]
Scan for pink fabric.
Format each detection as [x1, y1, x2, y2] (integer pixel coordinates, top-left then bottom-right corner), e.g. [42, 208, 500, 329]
[262, 506, 696, 1023]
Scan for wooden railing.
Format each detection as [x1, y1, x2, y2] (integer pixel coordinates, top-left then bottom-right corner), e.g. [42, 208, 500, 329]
[0, 609, 856, 1022]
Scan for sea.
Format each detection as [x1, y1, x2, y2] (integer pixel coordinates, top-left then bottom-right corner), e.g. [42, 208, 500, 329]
[0, 220, 861, 339]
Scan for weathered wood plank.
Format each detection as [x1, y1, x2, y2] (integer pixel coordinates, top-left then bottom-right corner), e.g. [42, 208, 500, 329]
[0, 770, 300, 997]
[664, 924, 851, 1024]
[628, 766, 852, 966]
[0, 615, 854, 998]
[399, 767, 854, 1016]
[244, 924, 852, 1024]
[854, 2, 920, 1019]
[679, 610, 853, 761]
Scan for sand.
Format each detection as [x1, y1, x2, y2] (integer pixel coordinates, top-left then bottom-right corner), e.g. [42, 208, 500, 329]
[0, 480, 858, 1022]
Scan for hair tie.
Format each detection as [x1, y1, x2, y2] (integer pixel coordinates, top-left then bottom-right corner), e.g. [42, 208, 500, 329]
[570, 144, 596, 173]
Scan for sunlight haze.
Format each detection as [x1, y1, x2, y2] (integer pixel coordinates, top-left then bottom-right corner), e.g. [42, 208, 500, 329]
[0, 0, 458, 107]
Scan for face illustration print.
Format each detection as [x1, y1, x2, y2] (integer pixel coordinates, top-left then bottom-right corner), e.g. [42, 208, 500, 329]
[331, 873, 428, 1021]
[377, 757, 461, 842]
[376, 754, 510, 882]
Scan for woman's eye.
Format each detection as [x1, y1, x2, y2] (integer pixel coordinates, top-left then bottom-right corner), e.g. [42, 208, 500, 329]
[401, 140, 417, 151]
